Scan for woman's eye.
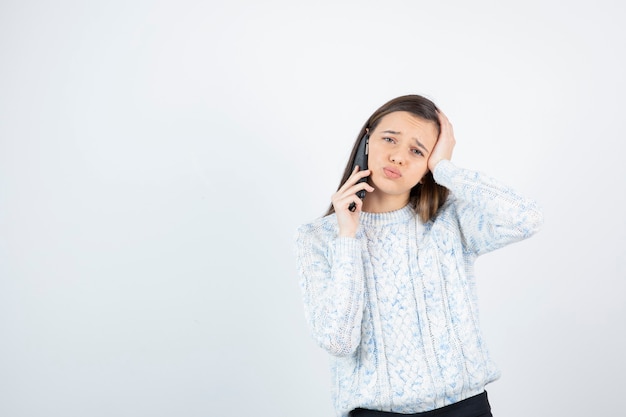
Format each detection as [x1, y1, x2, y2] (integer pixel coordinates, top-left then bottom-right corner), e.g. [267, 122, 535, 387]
[411, 149, 424, 156]
[383, 137, 394, 143]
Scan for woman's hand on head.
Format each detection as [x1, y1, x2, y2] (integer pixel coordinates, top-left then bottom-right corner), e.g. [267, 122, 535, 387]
[428, 110, 456, 172]
[331, 166, 374, 238]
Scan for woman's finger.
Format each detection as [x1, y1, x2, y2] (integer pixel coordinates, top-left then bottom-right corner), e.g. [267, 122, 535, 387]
[332, 181, 374, 204]
[337, 168, 371, 193]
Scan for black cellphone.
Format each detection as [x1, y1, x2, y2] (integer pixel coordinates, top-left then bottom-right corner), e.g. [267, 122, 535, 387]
[348, 134, 370, 212]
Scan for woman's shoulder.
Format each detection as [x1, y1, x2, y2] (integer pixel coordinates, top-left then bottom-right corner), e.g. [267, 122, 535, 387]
[432, 193, 459, 219]
[427, 194, 464, 233]
[296, 214, 339, 240]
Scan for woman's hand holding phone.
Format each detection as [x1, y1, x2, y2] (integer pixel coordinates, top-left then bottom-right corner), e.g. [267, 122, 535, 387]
[331, 166, 374, 237]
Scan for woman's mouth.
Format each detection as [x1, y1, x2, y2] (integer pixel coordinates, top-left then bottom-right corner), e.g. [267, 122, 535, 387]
[383, 167, 402, 179]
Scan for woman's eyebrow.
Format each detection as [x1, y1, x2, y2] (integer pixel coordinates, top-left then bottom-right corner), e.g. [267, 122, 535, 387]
[413, 138, 430, 154]
[381, 129, 430, 153]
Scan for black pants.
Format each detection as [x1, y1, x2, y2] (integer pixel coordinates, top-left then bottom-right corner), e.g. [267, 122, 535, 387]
[350, 391, 493, 417]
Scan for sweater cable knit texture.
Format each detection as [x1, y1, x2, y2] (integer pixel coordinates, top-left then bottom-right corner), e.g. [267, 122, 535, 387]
[295, 160, 543, 417]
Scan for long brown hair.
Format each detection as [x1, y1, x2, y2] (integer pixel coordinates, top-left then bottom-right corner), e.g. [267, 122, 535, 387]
[325, 94, 449, 222]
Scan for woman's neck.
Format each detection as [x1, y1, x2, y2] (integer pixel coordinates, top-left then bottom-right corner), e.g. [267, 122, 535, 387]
[362, 192, 410, 213]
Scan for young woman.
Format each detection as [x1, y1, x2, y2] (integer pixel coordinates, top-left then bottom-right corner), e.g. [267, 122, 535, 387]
[294, 95, 543, 417]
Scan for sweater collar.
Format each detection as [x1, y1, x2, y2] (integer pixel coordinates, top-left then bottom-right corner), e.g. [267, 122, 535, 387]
[359, 204, 415, 226]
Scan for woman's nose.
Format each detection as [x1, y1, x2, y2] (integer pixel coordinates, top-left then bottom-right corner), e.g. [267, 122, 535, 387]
[390, 154, 404, 165]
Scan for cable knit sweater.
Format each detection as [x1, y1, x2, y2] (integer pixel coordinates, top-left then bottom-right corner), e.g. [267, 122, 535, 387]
[294, 160, 543, 417]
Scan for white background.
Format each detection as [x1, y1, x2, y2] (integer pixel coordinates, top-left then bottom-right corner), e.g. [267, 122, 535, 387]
[1, 1, 624, 416]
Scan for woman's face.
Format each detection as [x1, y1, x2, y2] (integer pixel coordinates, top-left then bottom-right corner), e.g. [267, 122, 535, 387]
[366, 111, 439, 203]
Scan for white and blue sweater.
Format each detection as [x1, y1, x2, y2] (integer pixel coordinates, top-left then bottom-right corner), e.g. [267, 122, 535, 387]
[295, 160, 543, 417]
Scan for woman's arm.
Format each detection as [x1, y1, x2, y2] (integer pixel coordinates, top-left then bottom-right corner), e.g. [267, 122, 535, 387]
[433, 159, 544, 255]
[295, 224, 365, 357]
[428, 110, 543, 255]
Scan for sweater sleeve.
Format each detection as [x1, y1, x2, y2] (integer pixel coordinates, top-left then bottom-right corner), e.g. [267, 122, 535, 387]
[433, 160, 544, 256]
[294, 222, 365, 357]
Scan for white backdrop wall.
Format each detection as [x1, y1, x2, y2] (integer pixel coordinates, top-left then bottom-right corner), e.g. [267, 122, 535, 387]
[1, 1, 624, 416]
